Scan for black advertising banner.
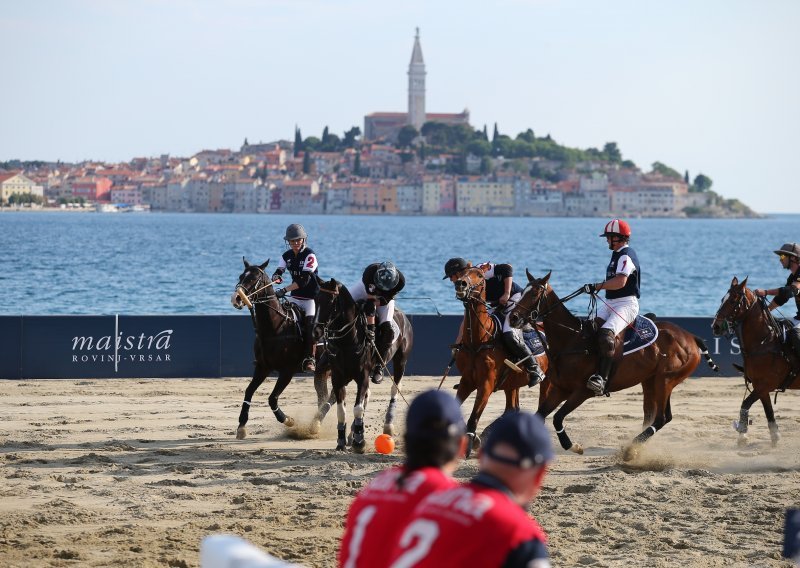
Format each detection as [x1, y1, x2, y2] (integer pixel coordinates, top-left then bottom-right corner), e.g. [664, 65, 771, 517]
[0, 315, 746, 379]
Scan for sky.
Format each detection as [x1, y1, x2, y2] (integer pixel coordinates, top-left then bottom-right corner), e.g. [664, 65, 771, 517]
[1, 0, 798, 213]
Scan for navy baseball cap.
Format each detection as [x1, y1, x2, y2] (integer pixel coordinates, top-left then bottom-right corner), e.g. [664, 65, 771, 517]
[405, 390, 466, 439]
[483, 412, 554, 468]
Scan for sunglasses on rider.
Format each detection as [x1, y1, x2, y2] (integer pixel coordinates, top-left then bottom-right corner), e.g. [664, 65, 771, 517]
[779, 254, 787, 261]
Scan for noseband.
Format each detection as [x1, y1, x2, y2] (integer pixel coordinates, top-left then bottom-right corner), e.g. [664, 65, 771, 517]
[714, 289, 757, 337]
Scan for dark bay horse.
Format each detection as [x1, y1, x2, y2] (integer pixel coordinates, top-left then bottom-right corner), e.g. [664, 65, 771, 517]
[230, 258, 333, 440]
[509, 270, 718, 459]
[711, 276, 799, 447]
[452, 267, 549, 456]
[315, 278, 413, 452]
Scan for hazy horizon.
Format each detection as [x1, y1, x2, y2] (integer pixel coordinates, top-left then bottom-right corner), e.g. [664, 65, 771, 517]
[1, 0, 798, 213]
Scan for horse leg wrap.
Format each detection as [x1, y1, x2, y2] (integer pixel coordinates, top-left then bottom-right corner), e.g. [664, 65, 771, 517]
[768, 421, 780, 445]
[634, 425, 657, 444]
[336, 424, 347, 450]
[272, 407, 287, 423]
[555, 427, 572, 450]
[238, 402, 251, 426]
[385, 397, 397, 429]
[352, 419, 365, 448]
[734, 408, 749, 433]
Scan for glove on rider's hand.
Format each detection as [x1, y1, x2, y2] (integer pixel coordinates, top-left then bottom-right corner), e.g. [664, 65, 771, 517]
[583, 283, 598, 295]
[275, 288, 287, 299]
[365, 327, 376, 341]
[271, 271, 283, 284]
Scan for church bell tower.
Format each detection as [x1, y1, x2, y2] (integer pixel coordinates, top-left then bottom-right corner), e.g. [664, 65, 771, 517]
[408, 28, 426, 131]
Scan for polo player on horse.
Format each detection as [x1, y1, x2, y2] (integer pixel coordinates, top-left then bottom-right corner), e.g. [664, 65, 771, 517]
[753, 242, 800, 363]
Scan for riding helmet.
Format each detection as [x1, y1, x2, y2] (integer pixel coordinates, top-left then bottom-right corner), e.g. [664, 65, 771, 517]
[374, 261, 400, 291]
[284, 224, 307, 241]
[443, 257, 468, 280]
[774, 242, 800, 259]
[600, 218, 632, 238]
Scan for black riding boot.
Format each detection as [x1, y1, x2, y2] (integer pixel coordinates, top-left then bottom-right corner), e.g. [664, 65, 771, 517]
[371, 322, 394, 384]
[302, 316, 316, 372]
[503, 331, 545, 387]
[791, 327, 800, 360]
[587, 328, 616, 396]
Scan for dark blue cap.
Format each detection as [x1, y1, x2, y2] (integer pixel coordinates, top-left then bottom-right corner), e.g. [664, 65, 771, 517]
[483, 412, 554, 468]
[405, 390, 466, 439]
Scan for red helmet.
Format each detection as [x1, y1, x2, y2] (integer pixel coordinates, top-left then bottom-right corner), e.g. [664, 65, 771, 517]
[600, 219, 631, 237]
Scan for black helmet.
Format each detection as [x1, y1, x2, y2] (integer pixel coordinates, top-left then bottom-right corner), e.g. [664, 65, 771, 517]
[284, 224, 307, 241]
[374, 261, 400, 291]
[774, 242, 800, 260]
[443, 257, 468, 280]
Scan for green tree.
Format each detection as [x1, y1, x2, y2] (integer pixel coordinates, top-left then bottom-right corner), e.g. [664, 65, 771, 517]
[621, 159, 636, 169]
[603, 142, 621, 163]
[303, 136, 321, 151]
[482, 125, 488, 141]
[492, 123, 499, 143]
[466, 139, 491, 157]
[684, 170, 690, 184]
[293, 127, 303, 157]
[693, 173, 713, 191]
[398, 125, 419, 148]
[321, 126, 329, 145]
[480, 156, 493, 175]
[517, 128, 536, 143]
[343, 126, 361, 148]
[302, 151, 311, 174]
[651, 161, 682, 180]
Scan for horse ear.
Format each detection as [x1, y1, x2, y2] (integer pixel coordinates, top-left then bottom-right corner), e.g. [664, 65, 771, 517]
[243, 257, 250, 268]
[259, 259, 269, 270]
[740, 276, 748, 289]
[526, 268, 535, 283]
[730, 276, 738, 287]
[542, 270, 552, 284]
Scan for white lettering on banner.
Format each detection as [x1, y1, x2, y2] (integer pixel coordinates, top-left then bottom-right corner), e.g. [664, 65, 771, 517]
[71, 329, 174, 370]
[730, 337, 741, 355]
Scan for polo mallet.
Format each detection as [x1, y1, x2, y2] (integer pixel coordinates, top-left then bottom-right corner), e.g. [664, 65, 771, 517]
[504, 352, 534, 373]
[437, 346, 460, 390]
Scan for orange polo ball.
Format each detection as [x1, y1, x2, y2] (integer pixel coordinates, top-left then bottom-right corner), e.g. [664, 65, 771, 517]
[374, 434, 395, 455]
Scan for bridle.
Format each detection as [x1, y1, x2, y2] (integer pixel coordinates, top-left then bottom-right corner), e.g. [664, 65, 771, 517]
[713, 287, 758, 338]
[235, 266, 292, 326]
[317, 284, 360, 341]
[455, 272, 497, 345]
[513, 281, 585, 334]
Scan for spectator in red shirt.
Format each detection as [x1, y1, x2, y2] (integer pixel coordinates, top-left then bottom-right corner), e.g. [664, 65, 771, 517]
[338, 390, 467, 568]
[388, 411, 554, 568]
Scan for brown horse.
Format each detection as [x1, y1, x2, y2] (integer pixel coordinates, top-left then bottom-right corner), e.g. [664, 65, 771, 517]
[509, 270, 718, 459]
[711, 276, 800, 447]
[452, 267, 549, 456]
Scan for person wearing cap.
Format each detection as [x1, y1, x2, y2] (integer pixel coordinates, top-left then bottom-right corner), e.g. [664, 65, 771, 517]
[271, 223, 320, 372]
[443, 257, 545, 387]
[582, 218, 641, 396]
[754, 243, 800, 360]
[349, 262, 406, 384]
[338, 390, 467, 568]
[388, 411, 554, 568]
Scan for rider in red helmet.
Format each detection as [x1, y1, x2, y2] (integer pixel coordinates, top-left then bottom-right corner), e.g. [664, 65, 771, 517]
[582, 219, 640, 396]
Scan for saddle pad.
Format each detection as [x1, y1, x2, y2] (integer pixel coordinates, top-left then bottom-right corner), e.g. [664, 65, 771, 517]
[490, 313, 546, 356]
[622, 316, 658, 356]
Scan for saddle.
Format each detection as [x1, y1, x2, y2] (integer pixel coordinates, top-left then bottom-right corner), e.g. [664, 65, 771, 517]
[581, 315, 659, 357]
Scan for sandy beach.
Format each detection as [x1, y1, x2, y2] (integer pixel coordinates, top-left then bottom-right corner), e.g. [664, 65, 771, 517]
[1, 375, 798, 567]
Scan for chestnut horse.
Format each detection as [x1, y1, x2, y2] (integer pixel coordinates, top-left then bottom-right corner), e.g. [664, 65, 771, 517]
[509, 270, 718, 459]
[315, 278, 414, 452]
[711, 276, 800, 447]
[452, 267, 549, 456]
[230, 259, 333, 439]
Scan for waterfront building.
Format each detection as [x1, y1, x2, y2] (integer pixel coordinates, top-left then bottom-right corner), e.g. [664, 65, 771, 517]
[455, 178, 515, 215]
[0, 172, 43, 203]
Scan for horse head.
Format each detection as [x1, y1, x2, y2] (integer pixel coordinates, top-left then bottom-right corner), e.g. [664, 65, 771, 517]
[453, 267, 487, 302]
[509, 269, 553, 328]
[712, 276, 753, 337]
[231, 257, 271, 310]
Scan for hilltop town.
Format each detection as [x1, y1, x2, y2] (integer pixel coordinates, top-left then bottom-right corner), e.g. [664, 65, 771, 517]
[1, 31, 756, 218]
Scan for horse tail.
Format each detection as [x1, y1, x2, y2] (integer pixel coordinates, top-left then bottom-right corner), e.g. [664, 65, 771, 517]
[694, 336, 720, 372]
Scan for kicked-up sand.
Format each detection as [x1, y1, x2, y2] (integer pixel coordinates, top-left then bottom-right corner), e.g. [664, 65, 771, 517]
[0, 375, 798, 567]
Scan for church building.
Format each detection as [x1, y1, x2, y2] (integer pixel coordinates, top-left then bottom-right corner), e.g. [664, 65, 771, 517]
[364, 29, 470, 142]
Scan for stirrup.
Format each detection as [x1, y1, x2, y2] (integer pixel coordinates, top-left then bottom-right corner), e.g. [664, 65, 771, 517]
[586, 374, 606, 396]
[527, 367, 545, 388]
[302, 357, 316, 372]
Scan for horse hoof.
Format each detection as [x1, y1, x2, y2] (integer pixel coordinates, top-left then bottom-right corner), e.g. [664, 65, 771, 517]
[736, 434, 748, 448]
[352, 441, 366, 454]
[236, 426, 247, 440]
[622, 444, 640, 461]
[284, 416, 295, 428]
[310, 419, 321, 435]
[569, 443, 584, 455]
[336, 443, 346, 451]
[383, 424, 395, 436]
